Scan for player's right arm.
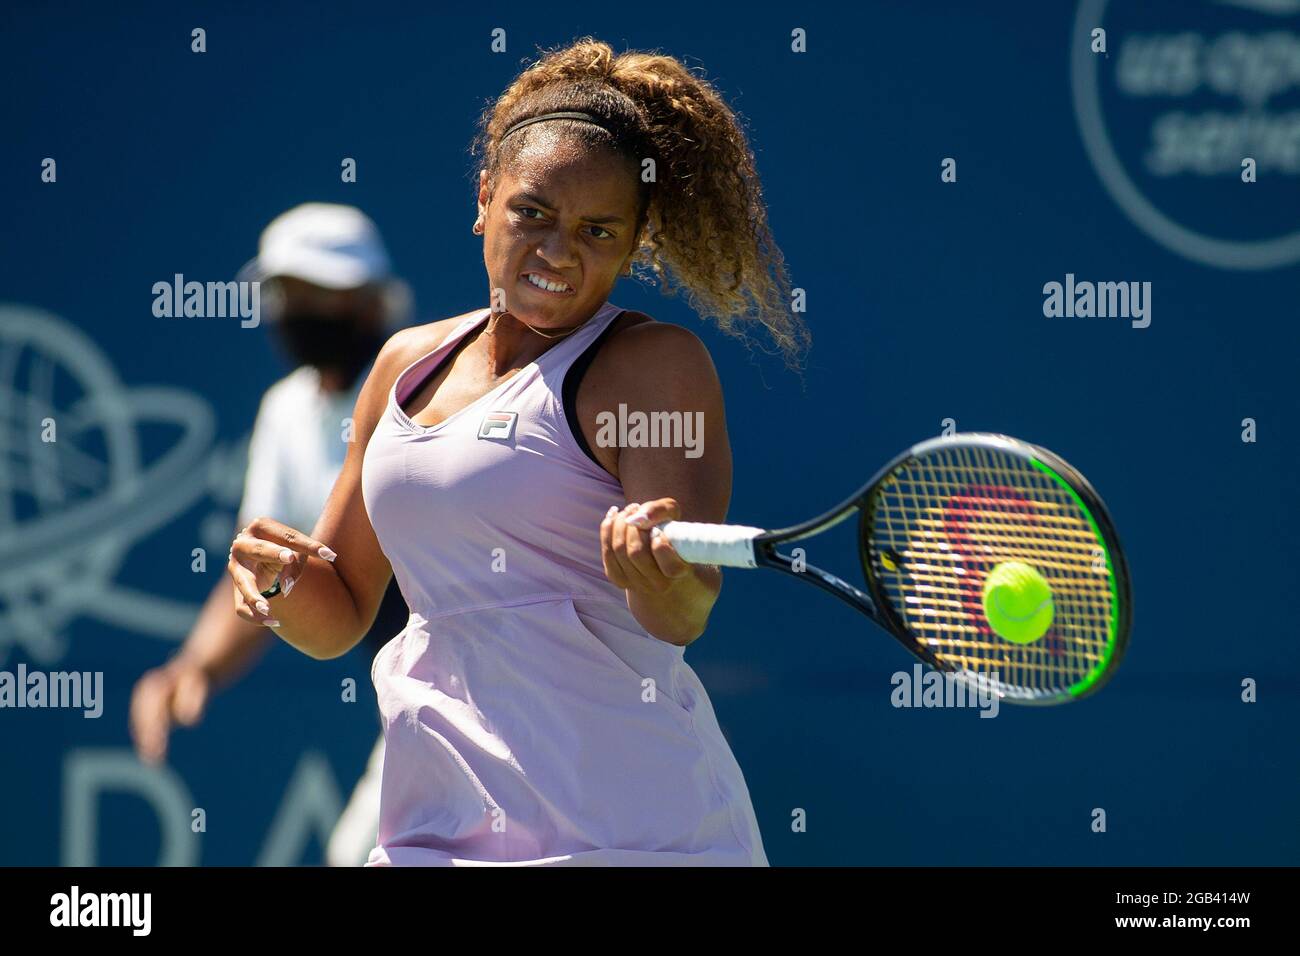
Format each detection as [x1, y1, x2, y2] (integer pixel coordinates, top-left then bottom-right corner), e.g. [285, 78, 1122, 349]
[227, 318, 460, 659]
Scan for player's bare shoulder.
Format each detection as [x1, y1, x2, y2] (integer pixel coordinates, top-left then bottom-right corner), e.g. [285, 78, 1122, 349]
[380, 312, 474, 375]
[582, 311, 722, 407]
[574, 311, 726, 478]
[355, 313, 476, 425]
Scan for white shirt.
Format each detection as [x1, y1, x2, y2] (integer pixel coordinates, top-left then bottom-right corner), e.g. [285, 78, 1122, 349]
[237, 364, 371, 533]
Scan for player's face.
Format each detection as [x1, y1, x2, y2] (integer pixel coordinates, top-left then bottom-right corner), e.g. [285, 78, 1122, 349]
[479, 134, 642, 331]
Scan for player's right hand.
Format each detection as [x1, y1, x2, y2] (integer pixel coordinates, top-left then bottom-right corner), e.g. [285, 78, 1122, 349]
[128, 661, 211, 765]
[227, 517, 337, 628]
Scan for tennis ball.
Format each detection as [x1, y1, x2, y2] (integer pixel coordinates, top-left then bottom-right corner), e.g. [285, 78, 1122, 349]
[981, 561, 1054, 644]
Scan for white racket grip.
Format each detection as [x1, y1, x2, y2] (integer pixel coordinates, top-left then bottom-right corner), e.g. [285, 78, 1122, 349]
[658, 521, 764, 568]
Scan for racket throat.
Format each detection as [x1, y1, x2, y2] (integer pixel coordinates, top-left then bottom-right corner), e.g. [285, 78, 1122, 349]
[767, 550, 880, 619]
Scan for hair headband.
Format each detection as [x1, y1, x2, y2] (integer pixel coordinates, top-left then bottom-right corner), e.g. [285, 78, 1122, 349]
[500, 111, 612, 141]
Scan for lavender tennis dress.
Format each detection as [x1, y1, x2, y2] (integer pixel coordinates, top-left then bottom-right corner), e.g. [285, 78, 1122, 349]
[360, 301, 767, 865]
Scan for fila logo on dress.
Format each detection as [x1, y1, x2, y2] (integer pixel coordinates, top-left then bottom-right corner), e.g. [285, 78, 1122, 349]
[478, 411, 518, 441]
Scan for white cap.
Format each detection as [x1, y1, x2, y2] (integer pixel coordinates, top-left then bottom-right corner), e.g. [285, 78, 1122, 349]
[240, 203, 391, 289]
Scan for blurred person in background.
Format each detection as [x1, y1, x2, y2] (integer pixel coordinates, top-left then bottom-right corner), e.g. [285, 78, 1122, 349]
[128, 202, 412, 866]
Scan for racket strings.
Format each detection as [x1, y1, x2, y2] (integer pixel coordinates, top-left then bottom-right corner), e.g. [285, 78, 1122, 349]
[869, 443, 1114, 700]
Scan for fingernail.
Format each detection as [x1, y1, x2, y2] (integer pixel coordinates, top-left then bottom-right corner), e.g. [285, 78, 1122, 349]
[627, 511, 651, 529]
[279, 548, 293, 564]
[650, 526, 663, 539]
[281, 576, 295, 596]
[255, 600, 270, 616]
[264, 620, 281, 628]
[318, 546, 337, 562]
[605, 506, 618, 518]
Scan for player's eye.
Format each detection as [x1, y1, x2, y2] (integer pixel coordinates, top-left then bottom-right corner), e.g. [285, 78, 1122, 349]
[588, 225, 614, 240]
[517, 206, 545, 221]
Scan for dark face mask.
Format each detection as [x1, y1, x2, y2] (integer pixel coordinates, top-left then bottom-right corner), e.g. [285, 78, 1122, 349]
[272, 313, 387, 389]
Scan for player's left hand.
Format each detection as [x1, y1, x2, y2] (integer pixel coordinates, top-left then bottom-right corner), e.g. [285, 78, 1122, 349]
[600, 498, 692, 594]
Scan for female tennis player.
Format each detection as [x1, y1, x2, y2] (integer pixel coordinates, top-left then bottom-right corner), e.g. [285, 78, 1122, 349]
[227, 39, 808, 865]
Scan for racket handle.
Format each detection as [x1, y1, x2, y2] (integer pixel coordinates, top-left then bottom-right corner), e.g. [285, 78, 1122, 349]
[658, 521, 764, 568]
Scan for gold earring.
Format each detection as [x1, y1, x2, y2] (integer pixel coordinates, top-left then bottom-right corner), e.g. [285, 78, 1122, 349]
[472, 220, 483, 235]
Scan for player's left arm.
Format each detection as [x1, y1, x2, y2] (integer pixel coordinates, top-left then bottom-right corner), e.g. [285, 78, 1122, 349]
[583, 319, 731, 646]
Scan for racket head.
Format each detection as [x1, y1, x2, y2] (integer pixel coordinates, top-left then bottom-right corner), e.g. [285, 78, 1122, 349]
[852, 434, 1130, 704]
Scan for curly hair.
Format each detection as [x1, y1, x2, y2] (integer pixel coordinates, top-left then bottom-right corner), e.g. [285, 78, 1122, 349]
[472, 38, 810, 366]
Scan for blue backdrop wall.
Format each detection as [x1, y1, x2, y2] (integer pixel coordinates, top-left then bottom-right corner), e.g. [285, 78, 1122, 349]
[3, 0, 1297, 865]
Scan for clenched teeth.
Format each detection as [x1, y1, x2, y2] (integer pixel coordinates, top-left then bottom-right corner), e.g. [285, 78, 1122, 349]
[525, 273, 571, 293]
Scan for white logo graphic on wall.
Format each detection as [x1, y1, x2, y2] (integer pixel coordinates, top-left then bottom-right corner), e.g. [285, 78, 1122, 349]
[1071, 0, 1300, 269]
[0, 305, 246, 664]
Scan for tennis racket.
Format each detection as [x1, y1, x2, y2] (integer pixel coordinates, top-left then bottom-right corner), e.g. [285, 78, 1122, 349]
[660, 433, 1131, 705]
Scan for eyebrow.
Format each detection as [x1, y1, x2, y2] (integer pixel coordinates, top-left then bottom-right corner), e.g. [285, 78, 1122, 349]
[514, 191, 627, 226]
